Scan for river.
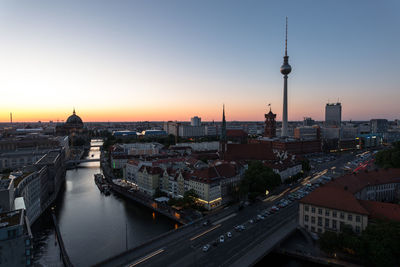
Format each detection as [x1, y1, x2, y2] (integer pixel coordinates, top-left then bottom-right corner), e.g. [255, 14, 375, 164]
[32, 140, 176, 267]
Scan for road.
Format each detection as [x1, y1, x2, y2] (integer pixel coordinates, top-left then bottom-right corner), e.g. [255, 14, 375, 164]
[96, 150, 367, 267]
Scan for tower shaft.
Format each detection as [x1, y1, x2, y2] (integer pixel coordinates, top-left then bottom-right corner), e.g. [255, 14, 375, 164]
[281, 75, 288, 137]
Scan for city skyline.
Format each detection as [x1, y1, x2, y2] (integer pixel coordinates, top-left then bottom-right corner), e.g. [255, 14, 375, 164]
[1, 0, 399, 122]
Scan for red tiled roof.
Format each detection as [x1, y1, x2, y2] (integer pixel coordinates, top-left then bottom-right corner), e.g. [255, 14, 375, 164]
[359, 200, 400, 222]
[329, 168, 400, 194]
[299, 186, 369, 215]
[225, 144, 276, 161]
[227, 130, 247, 137]
[214, 163, 237, 178]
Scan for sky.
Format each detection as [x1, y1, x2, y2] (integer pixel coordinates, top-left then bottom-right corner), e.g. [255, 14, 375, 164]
[0, 0, 399, 122]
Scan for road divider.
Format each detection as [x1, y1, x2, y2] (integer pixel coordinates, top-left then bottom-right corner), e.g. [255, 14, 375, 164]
[212, 213, 237, 226]
[190, 224, 221, 241]
[128, 248, 165, 266]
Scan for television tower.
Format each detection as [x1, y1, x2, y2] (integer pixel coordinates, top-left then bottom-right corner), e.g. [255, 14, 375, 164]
[280, 17, 292, 137]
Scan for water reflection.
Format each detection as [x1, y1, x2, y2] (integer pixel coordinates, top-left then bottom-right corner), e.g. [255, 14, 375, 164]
[33, 140, 175, 266]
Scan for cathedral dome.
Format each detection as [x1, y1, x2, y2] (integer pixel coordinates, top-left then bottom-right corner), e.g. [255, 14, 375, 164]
[66, 109, 83, 125]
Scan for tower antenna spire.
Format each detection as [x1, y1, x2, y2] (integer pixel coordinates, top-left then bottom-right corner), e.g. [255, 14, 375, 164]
[285, 16, 288, 56]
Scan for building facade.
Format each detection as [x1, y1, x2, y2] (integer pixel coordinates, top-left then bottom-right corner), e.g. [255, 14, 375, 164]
[325, 103, 342, 127]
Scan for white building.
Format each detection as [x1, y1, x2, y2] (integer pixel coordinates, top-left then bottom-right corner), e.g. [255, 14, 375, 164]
[191, 116, 201, 127]
[174, 141, 219, 151]
[178, 125, 205, 137]
[205, 125, 218, 136]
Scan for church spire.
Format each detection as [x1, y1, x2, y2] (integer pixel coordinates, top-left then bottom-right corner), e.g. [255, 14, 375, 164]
[73, 107, 76, 115]
[221, 104, 226, 142]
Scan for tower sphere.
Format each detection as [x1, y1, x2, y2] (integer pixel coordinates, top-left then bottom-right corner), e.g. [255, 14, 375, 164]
[280, 62, 292, 75]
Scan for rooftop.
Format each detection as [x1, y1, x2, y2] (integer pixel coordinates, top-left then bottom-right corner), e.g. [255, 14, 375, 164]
[300, 186, 369, 215]
[359, 200, 400, 222]
[330, 168, 400, 194]
[0, 209, 23, 229]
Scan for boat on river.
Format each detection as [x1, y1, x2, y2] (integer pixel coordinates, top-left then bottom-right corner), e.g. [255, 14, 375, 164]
[94, 173, 106, 192]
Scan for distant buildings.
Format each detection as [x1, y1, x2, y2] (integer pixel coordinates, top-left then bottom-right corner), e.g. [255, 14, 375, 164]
[325, 102, 342, 127]
[55, 109, 89, 146]
[303, 117, 315, 127]
[190, 116, 201, 127]
[370, 119, 388, 134]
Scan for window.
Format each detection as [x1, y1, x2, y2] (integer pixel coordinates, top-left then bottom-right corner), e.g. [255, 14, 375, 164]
[318, 228, 322, 233]
[332, 220, 337, 229]
[340, 212, 345, 219]
[311, 207, 315, 213]
[304, 215, 309, 222]
[311, 216, 315, 224]
[332, 211, 337, 218]
[348, 214, 353, 221]
[318, 217, 322, 226]
[325, 219, 330, 228]
[311, 226, 316, 232]
[325, 210, 330, 216]
[355, 226, 360, 233]
[318, 208, 322, 215]
[356, 215, 360, 222]
[305, 205, 309, 212]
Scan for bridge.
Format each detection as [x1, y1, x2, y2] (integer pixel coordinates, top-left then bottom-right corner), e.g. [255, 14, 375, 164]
[67, 158, 101, 165]
[94, 202, 299, 267]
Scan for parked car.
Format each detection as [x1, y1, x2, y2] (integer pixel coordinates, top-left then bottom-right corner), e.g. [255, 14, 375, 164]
[219, 235, 225, 243]
[227, 232, 232, 238]
[202, 244, 210, 252]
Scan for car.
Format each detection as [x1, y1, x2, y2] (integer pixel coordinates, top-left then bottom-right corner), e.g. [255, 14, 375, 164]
[219, 235, 225, 243]
[271, 206, 280, 212]
[203, 220, 210, 226]
[227, 232, 232, 238]
[249, 219, 254, 224]
[202, 244, 210, 252]
[257, 215, 265, 220]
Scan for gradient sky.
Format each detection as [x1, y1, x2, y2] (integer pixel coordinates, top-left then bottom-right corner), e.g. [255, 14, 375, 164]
[0, 0, 399, 122]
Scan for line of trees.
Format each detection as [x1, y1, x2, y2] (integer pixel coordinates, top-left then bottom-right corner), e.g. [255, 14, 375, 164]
[375, 141, 400, 168]
[319, 220, 400, 267]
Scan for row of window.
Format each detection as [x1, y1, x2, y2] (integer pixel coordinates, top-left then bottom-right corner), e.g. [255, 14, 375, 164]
[304, 205, 361, 222]
[304, 215, 362, 233]
[304, 223, 361, 233]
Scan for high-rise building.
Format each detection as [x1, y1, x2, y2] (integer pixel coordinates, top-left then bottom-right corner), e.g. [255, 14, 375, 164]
[280, 17, 292, 137]
[190, 116, 201, 127]
[325, 102, 342, 127]
[370, 119, 388, 134]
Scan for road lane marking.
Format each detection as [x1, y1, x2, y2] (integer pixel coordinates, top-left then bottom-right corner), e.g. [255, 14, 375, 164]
[128, 248, 165, 266]
[212, 213, 237, 225]
[190, 224, 221, 241]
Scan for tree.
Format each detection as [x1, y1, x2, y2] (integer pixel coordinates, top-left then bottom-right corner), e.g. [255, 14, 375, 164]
[301, 159, 311, 172]
[375, 142, 400, 168]
[240, 161, 281, 200]
[183, 189, 198, 207]
[319, 231, 340, 253]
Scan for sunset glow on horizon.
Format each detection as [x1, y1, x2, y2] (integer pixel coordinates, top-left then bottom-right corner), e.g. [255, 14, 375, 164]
[1, 0, 399, 123]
